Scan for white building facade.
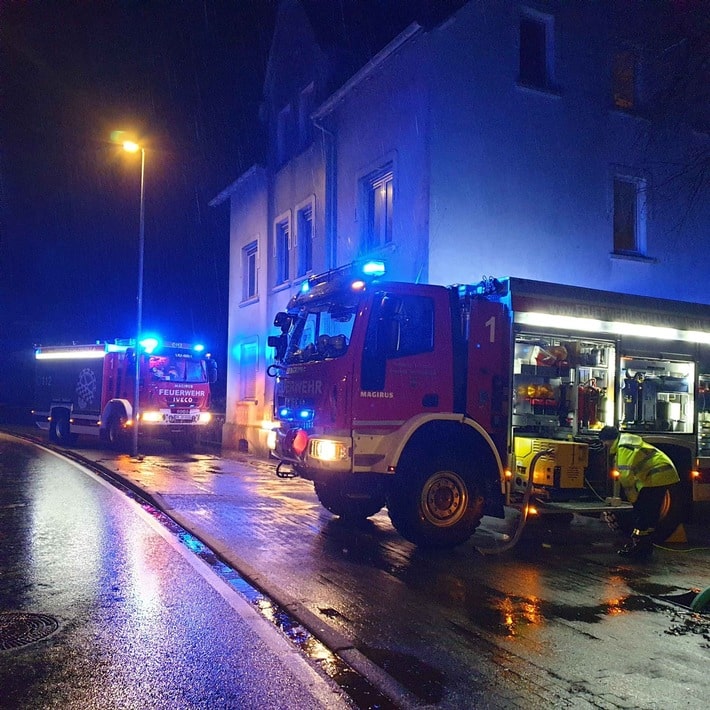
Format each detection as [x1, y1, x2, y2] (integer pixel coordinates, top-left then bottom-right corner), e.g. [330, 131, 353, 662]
[214, 0, 709, 454]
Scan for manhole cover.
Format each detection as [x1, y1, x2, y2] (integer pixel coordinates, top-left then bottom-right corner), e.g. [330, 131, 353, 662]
[0, 612, 59, 651]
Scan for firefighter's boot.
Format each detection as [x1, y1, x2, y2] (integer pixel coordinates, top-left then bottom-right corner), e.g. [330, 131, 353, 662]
[617, 529, 654, 560]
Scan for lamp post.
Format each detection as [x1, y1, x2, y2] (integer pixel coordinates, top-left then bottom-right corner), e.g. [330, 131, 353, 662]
[123, 141, 145, 457]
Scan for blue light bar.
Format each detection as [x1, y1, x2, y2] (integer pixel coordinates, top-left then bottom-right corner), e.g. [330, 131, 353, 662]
[140, 337, 160, 354]
[362, 260, 386, 277]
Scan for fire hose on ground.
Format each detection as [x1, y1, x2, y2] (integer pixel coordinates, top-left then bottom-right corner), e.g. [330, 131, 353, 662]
[476, 448, 554, 556]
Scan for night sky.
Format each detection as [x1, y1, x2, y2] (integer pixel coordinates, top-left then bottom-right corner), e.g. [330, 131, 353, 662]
[1, 1, 277, 405]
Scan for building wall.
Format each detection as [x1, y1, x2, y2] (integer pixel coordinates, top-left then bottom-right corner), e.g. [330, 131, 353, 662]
[222, 167, 271, 453]
[324, 27, 431, 283]
[423, 0, 709, 300]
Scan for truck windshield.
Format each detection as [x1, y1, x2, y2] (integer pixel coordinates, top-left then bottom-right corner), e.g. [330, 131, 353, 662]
[149, 354, 207, 383]
[285, 302, 358, 363]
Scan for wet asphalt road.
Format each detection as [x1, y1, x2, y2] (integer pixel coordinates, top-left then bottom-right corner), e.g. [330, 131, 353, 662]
[0, 433, 349, 709]
[3, 428, 710, 709]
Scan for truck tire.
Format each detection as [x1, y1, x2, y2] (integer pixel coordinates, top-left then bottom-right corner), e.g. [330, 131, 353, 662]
[106, 414, 124, 450]
[603, 483, 689, 541]
[314, 479, 386, 520]
[49, 412, 72, 446]
[387, 450, 484, 548]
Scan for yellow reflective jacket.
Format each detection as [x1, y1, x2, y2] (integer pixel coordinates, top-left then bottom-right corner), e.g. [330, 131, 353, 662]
[610, 433, 680, 503]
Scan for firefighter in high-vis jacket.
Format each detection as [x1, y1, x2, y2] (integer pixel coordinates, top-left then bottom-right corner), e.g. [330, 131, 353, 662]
[599, 426, 680, 560]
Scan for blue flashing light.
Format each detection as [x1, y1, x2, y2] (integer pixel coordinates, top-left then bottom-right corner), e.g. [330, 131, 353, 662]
[277, 406, 314, 422]
[140, 337, 160, 354]
[362, 260, 386, 277]
[194, 343, 205, 353]
[300, 280, 310, 294]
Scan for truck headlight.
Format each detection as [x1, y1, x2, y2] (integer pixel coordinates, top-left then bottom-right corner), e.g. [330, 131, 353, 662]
[309, 438, 349, 462]
[198, 412, 212, 424]
[141, 411, 163, 423]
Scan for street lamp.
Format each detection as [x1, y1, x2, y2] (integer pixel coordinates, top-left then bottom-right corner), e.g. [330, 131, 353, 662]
[123, 140, 145, 457]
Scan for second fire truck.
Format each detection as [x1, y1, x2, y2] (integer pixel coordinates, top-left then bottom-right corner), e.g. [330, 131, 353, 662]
[268, 262, 710, 548]
[34, 338, 217, 451]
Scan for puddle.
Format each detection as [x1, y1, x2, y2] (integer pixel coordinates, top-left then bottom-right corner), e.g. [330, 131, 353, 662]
[462, 585, 668, 637]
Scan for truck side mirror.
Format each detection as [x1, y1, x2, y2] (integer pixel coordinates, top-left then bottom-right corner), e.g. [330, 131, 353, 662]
[207, 358, 218, 383]
[273, 312, 292, 333]
[268, 334, 288, 361]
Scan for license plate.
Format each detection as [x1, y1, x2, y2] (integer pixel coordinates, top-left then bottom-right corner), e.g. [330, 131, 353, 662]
[168, 414, 193, 423]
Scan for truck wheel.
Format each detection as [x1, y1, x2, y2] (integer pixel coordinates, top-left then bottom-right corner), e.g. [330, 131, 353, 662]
[50, 413, 72, 446]
[387, 452, 484, 548]
[106, 414, 124, 450]
[314, 479, 386, 519]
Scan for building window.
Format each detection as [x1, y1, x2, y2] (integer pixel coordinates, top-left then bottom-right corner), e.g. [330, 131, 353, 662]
[296, 203, 313, 277]
[362, 165, 394, 251]
[274, 216, 290, 285]
[242, 240, 258, 301]
[612, 51, 636, 110]
[277, 104, 292, 164]
[613, 176, 646, 255]
[298, 83, 314, 149]
[239, 339, 258, 401]
[519, 13, 554, 89]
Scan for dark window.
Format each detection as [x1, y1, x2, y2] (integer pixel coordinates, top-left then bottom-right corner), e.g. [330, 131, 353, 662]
[613, 178, 640, 253]
[362, 166, 393, 251]
[243, 241, 258, 300]
[275, 219, 290, 284]
[240, 340, 258, 400]
[612, 51, 635, 110]
[519, 16, 549, 88]
[367, 293, 434, 360]
[362, 293, 434, 390]
[297, 204, 313, 277]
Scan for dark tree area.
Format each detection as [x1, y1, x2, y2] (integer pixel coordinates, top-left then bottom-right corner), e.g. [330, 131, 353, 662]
[611, 0, 709, 221]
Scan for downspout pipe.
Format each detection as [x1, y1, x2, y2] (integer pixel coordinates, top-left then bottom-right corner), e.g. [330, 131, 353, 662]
[312, 116, 337, 270]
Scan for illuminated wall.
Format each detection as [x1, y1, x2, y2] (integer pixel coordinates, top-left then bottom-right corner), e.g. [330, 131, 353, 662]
[423, 1, 710, 302]
[218, 167, 270, 453]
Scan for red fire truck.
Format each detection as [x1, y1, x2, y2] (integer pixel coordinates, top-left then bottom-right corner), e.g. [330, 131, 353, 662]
[34, 338, 217, 451]
[268, 262, 710, 548]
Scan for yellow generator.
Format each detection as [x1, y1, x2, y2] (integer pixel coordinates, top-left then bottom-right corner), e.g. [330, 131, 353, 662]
[514, 437, 588, 491]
